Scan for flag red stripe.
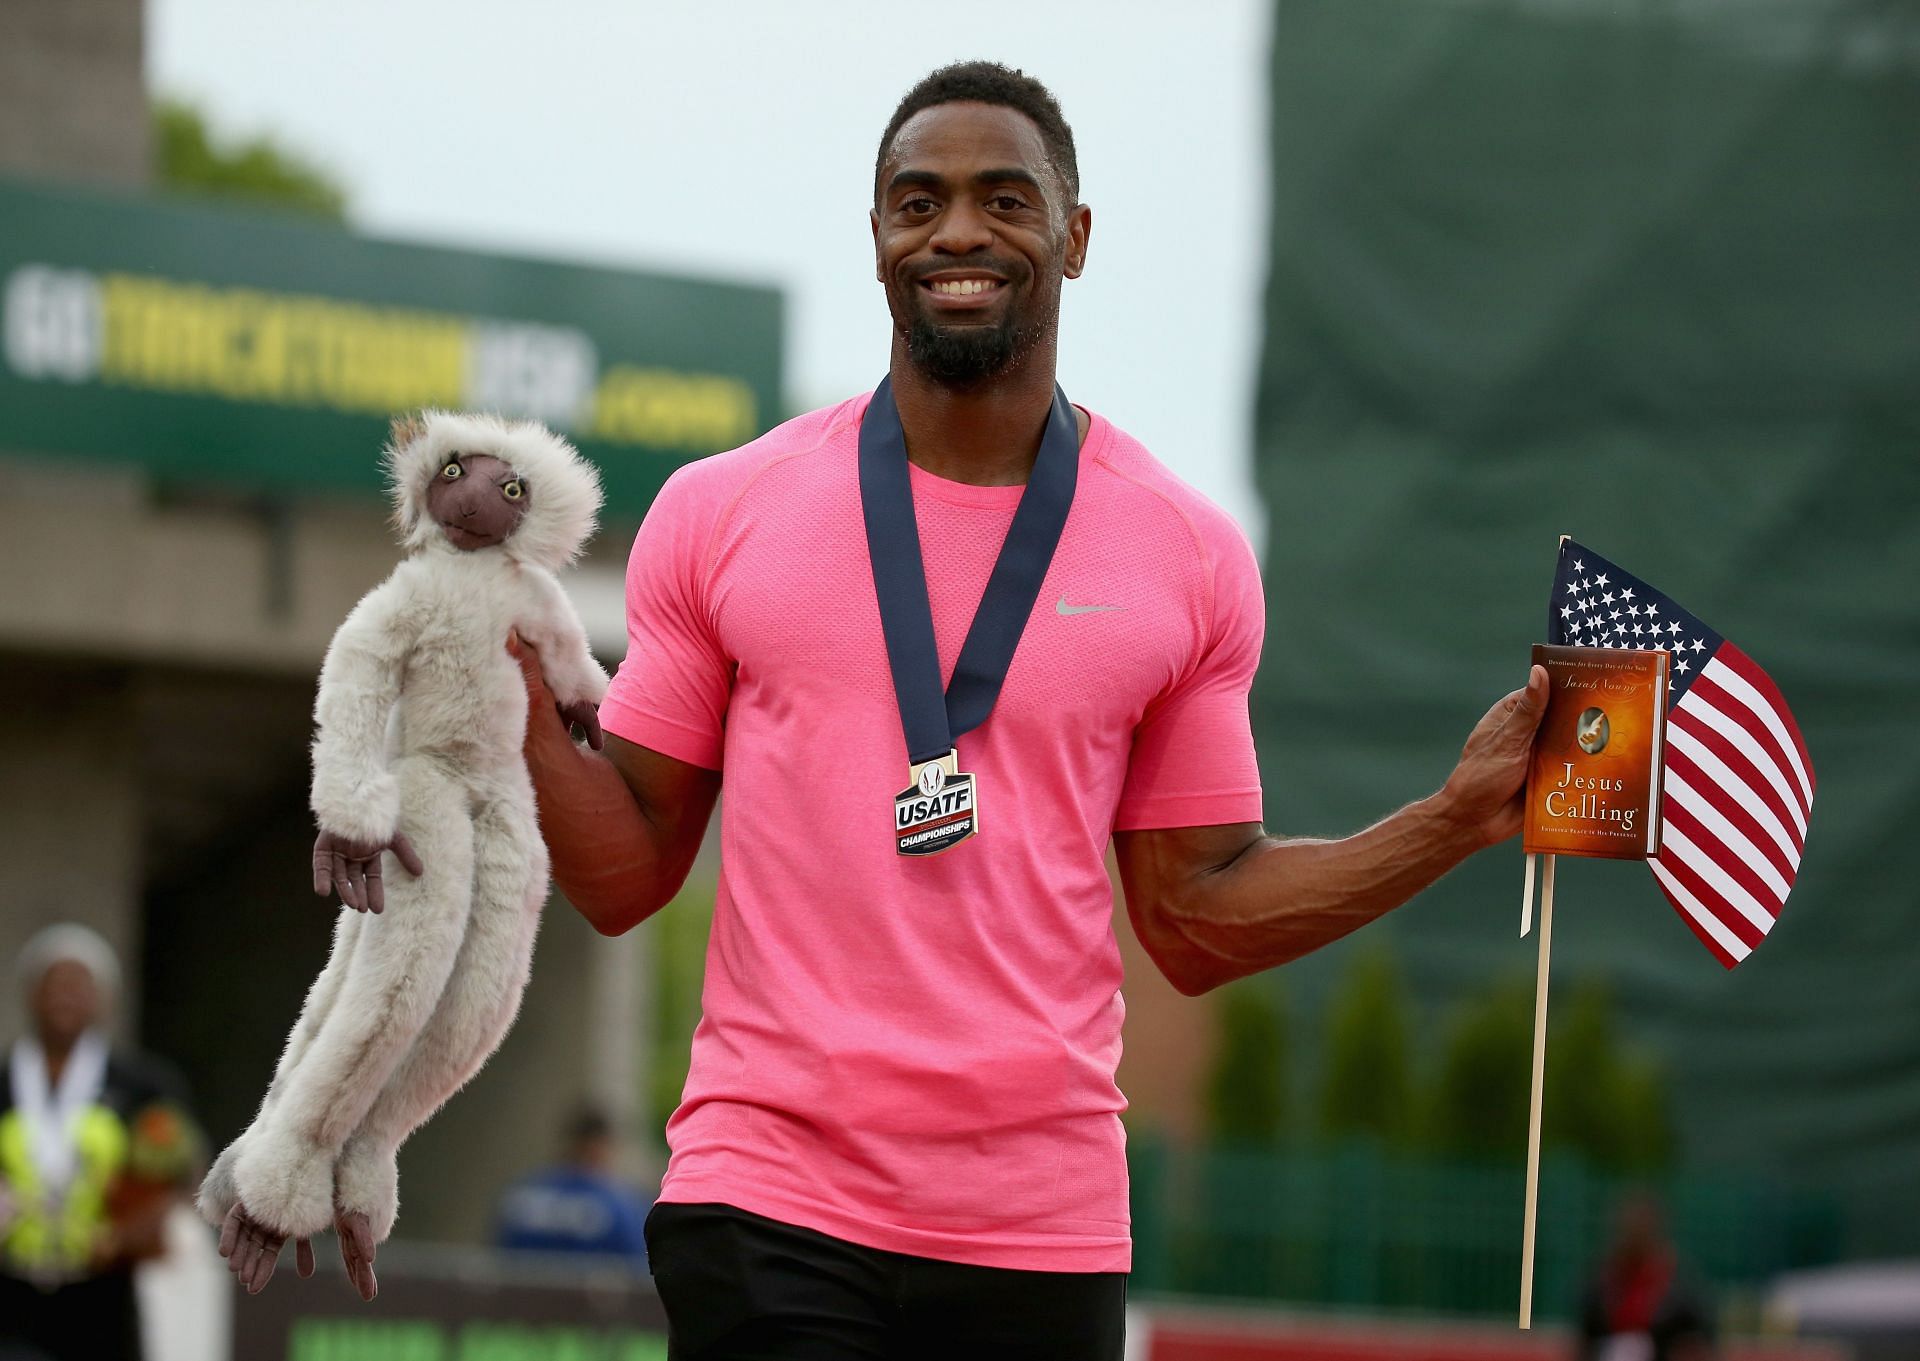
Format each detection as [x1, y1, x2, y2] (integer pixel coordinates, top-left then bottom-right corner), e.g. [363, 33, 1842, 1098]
[1660, 886, 1743, 970]
[1679, 682, 1809, 838]
[1652, 849, 1770, 949]
[1663, 803, 1786, 917]
[1718, 643, 1815, 792]
[1661, 824, 1778, 934]
[1691, 670, 1812, 824]
[1648, 861, 1744, 970]
[1669, 701, 1805, 853]
[1665, 724, 1803, 872]
[1662, 747, 1797, 884]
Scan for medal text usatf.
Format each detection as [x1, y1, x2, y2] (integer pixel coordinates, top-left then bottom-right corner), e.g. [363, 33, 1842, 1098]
[894, 750, 978, 856]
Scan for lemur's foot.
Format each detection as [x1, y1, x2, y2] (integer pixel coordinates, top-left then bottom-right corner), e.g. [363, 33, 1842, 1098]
[336, 1204, 379, 1302]
[219, 1201, 295, 1295]
[218, 1200, 371, 1300]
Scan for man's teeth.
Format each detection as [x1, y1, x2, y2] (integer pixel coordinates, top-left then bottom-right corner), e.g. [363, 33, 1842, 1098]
[930, 279, 998, 296]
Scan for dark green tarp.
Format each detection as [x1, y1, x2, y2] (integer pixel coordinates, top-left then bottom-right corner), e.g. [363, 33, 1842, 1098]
[1252, 0, 1919, 1256]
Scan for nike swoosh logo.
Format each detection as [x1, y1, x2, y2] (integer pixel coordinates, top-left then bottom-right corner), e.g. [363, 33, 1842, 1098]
[1057, 598, 1124, 616]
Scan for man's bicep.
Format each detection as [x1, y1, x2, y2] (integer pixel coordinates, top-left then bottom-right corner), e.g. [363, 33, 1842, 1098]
[1115, 822, 1264, 908]
[1114, 822, 1264, 996]
[605, 734, 721, 855]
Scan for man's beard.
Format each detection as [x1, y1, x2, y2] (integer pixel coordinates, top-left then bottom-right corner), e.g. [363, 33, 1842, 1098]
[904, 312, 1036, 387]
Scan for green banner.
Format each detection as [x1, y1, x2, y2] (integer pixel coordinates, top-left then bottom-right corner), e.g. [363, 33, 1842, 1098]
[0, 178, 782, 515]
[232, 1251, 669, 1361]
[1252, 0, 1918, 1259]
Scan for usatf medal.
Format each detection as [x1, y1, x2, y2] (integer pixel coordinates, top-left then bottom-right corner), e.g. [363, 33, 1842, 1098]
[894, 750, 979, 857]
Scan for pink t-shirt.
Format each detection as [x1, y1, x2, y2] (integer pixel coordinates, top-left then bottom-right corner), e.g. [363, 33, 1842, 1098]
[599, 392, 1263, 1272]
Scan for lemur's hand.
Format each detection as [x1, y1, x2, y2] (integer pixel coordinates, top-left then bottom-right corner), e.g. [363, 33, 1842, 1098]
[556, 698, 604, 751]
[507, 631, 603, 751]
[312, 828, 425, 915]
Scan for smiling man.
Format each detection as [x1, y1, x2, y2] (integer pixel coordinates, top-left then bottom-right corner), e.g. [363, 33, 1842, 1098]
[506, 61, 1547, 1361]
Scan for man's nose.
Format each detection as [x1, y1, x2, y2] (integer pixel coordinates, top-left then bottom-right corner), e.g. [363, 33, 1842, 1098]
[930, 200, 994, 254]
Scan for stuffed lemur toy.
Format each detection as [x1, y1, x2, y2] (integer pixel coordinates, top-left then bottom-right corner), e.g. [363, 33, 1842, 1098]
[198, 411, 608, 1299]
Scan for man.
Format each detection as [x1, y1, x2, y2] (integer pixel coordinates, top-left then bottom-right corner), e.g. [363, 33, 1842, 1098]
[452, 61, 1539, 1360]
[494, 1105, 652, 1268]
[1, 926, 203, 1361]
[1577, 1193, 1716, 1361]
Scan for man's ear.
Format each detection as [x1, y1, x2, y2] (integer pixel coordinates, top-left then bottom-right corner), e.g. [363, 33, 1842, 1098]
[870, 208, 884, 283]
[1063, 204, 1093, 281]
[389, 413, 425, 449]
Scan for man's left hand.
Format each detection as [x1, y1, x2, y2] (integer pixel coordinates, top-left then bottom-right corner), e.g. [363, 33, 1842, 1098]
[1436, 664, 1549, 848]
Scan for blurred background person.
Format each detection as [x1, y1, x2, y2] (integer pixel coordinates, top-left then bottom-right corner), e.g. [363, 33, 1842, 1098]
[0, 925, 204, 1361]
[493, 1105, 651, 1270]
[1577, 1190, 1714, 1361]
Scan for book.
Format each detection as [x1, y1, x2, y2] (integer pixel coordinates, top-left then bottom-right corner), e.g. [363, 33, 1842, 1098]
[1522, 644, 1670, 860]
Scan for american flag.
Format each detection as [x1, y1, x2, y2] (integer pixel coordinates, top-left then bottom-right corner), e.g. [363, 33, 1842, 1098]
[1546, 539, 1814, 968]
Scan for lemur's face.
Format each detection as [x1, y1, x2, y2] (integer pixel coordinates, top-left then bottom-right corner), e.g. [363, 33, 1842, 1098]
[426, 452, 531, 551]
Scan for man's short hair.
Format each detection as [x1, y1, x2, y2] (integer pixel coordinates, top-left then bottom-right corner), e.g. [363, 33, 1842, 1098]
[875, 61, 1080, 204]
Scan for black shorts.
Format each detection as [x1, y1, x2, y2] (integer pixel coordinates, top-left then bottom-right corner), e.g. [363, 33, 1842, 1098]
[644, 1202, 1126, 1361]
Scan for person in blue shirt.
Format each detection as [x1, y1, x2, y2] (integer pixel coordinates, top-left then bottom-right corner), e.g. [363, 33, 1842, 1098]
[493, 1106, 651, 1268]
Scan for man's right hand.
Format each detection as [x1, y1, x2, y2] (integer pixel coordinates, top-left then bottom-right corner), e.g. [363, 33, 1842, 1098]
[313, 829, 425, 914]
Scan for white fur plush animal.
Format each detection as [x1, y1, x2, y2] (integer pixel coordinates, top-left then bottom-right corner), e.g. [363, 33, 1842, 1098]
[198, 411, 608, 1298]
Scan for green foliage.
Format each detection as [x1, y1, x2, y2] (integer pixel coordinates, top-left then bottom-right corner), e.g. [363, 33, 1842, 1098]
[1204, 982, 1290, 1147]
[1423, 975, 1674, 1173]
[153, 98, 347, 220]
[1426, 977, 1533, 1162]
[1543, 982, 1674, 1173]
[648, 880, 715, 1139]
[1317, 946, 1415, 1144]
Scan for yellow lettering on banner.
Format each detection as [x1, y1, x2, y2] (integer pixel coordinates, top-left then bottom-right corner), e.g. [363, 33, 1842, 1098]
[590, 366, 757, 450]
[99, 273, 467, 415]
[90, 271, 752, 447]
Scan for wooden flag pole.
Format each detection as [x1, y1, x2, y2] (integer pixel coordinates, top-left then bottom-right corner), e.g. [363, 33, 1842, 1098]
[1518, 852, 1556, 1329]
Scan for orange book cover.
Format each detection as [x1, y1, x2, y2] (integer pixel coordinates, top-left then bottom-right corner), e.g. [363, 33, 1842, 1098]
[1522, 644, 1670, 860]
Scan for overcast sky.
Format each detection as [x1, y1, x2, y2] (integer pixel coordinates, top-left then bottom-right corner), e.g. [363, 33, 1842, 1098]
[149, 0, 1271, 544]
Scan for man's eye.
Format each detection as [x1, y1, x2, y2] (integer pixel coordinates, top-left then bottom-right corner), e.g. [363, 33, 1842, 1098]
[440, 460, 464, 479]
[502, 480, 524, 501]
[902, 197, 937, 215]
[989, 195, 1025, 211]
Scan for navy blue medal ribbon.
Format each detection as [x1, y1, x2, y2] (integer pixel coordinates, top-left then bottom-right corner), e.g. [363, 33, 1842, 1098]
[858, 375, 1080, 766]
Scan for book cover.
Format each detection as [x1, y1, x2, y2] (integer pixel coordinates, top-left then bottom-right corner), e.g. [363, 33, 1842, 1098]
[1522, 644, 1670, 860]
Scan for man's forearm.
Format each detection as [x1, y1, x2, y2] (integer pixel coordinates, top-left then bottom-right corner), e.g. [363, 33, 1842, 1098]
[1144, 795, 1483, 993]
[522, 714, 683, 936]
